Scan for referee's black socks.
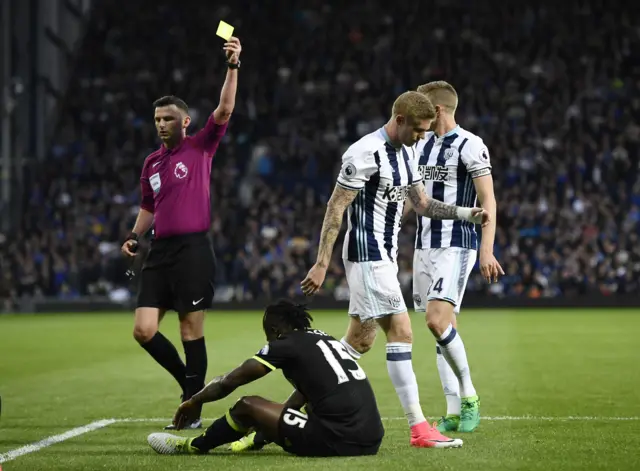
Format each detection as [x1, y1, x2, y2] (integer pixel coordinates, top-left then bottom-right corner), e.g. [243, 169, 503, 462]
[183, 337, 208, 402]
[140, 332, 187, 393]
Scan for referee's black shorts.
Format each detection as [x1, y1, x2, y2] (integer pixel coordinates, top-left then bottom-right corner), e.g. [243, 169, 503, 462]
[136, 231, 216, 314]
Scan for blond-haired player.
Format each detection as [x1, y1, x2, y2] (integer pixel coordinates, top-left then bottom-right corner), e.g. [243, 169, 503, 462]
[301, 91, 489, 448]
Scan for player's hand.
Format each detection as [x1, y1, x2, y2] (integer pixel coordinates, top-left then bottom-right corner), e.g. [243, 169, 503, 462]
[224, 36, 241, 64]
[172, 398, 198, 430]
[469, 208, 490, 227]
[479, 252, 505, 283]
[121, 239, 138, 257]
[300, 264, 327, 296]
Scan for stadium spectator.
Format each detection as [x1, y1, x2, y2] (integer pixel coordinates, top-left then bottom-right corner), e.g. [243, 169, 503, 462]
[1, 0, 638, 310]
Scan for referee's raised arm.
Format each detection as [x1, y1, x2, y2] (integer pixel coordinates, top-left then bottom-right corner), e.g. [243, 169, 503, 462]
[187, 36, 241, 157]
[122, 36, 242, 431]
[213, 36, 241, 125]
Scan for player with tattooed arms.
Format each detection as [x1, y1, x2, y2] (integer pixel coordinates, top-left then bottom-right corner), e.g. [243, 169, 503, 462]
[301, 91, 489, 449]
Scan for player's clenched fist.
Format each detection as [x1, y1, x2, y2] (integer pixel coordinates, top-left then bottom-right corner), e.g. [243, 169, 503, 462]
[301, 264, 327, 296]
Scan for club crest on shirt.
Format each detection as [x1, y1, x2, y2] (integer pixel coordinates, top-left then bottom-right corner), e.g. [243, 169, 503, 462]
[444, 148, 457, 160]
[174, 162, 188, 179]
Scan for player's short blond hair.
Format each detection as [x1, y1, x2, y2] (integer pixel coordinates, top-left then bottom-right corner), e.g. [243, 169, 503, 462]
[391, 91, 436, 123]
[417, 81, 458, 113]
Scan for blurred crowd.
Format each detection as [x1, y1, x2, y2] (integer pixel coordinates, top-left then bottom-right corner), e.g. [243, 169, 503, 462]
[1, 0, 639, 308]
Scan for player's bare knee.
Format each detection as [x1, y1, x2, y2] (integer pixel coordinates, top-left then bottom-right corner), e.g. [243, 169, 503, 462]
[386, 327, 413, 344]
[234, 395, 260, 414]
[347, 335, 374, 355]
[346, 319, 377, 354]
[426, 301, 454, 337]
[382, 314, 413, 344]
[358, 341, 374, 354]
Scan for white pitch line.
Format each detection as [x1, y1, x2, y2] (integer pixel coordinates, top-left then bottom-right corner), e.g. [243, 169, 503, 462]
[2, 415, 638, 464]
[115, 416, 640, 423]
[0, 419, 116, 464]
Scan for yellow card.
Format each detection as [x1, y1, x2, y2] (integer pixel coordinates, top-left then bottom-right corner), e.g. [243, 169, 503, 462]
[216, 21, 234, 40]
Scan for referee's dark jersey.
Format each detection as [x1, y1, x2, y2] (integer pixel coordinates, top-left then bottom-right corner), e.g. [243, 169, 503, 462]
[136, 114, 228, 313]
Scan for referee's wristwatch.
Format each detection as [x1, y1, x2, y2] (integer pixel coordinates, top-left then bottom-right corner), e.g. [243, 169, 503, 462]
[227, 60, 240, 70]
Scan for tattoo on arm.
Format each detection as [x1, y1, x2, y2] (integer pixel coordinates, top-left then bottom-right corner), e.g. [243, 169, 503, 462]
[422, 198, 459, 219]
[409, 184, 458, 220]
[408, 186, 426, 213]
[316, 186, 359, 267]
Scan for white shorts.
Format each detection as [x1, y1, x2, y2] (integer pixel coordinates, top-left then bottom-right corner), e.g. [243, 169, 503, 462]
[412, 248, 477, 314]
[344, 259, 407, 321]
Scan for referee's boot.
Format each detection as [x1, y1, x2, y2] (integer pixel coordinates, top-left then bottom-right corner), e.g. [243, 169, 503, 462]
[164, 393, 203, 430]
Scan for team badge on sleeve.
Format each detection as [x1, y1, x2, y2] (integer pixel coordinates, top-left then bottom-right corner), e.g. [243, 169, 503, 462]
[469, 146, 492, 178]
[342, 163, 356, 178]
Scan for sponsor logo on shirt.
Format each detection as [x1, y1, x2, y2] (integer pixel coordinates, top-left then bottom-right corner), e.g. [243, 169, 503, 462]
[381, 184, 411, 202]
[418, 165, 449, 182]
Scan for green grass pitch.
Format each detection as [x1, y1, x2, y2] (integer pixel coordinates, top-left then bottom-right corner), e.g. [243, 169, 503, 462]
[1, 309, 639, 471]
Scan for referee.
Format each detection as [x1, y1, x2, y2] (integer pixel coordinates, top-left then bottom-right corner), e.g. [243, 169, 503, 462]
[121, 37, 242, 430]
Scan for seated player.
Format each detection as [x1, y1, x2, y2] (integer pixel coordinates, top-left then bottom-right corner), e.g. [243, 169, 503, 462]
[147, 299, 385, 457]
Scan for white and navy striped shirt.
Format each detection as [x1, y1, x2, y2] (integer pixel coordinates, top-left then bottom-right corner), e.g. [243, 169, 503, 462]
[337, 127, 421, 263]
[415, 126, 492, 250]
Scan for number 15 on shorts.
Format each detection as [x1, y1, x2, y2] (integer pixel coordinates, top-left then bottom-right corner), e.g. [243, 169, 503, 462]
[283, 408, 308, 429]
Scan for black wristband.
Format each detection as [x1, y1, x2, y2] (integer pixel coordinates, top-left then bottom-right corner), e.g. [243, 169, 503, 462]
[227, 60, 240, 70]
[126, 232, 139, 242]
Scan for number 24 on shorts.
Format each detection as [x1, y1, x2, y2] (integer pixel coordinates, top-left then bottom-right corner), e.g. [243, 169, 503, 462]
[430, 277, 444, 294]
